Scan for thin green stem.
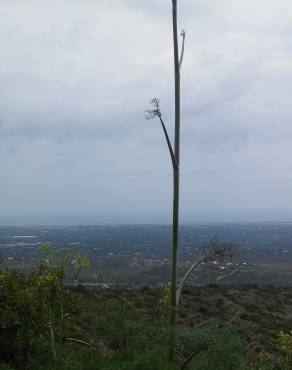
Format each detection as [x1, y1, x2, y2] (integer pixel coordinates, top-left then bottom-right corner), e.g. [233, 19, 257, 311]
[169, 0, 181, 362]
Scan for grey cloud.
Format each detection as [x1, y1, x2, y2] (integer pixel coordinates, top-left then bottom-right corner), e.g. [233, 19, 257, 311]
[1, 0, 292, 223]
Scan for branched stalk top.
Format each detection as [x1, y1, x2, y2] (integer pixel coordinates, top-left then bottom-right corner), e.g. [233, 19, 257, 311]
[145, 98, 162, 120]
[145, 98, 179, 172]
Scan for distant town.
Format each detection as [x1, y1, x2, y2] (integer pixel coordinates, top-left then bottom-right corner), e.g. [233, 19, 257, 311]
[2, 223, 292, 287]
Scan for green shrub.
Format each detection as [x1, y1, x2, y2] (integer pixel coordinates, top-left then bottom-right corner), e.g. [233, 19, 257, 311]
[0, 245, 88, 369]
[177, 325, 245, 370]
[95, 301, 168, 354]
[0, 364, 15, 370]
[98, 350, 177, 370]
[247, 350, 279, 370]
[94, 301, 247, 370]
[28, 338, 97, 370]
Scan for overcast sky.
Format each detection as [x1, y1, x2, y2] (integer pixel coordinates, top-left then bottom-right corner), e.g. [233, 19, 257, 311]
[1, 0, 292, 224]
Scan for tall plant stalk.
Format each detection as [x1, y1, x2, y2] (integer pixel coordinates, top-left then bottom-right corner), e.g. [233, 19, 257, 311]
[145, 0, 185, 361]
[169, 0, 182, 361]
[170, 0, 180, 332]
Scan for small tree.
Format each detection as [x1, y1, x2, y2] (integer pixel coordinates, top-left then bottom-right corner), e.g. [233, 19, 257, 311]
[38, 244, 90, 363]
[176, 239, 236, 304]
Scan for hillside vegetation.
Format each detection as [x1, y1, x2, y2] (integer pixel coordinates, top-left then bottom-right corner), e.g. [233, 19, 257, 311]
[1, 246, 292, 369]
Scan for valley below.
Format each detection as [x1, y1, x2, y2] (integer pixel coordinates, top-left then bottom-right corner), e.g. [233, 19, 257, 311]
[2, 223, 292, 287]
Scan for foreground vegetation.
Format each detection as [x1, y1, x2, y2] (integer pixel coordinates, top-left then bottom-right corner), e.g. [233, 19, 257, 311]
[1, 246, 292, 369]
